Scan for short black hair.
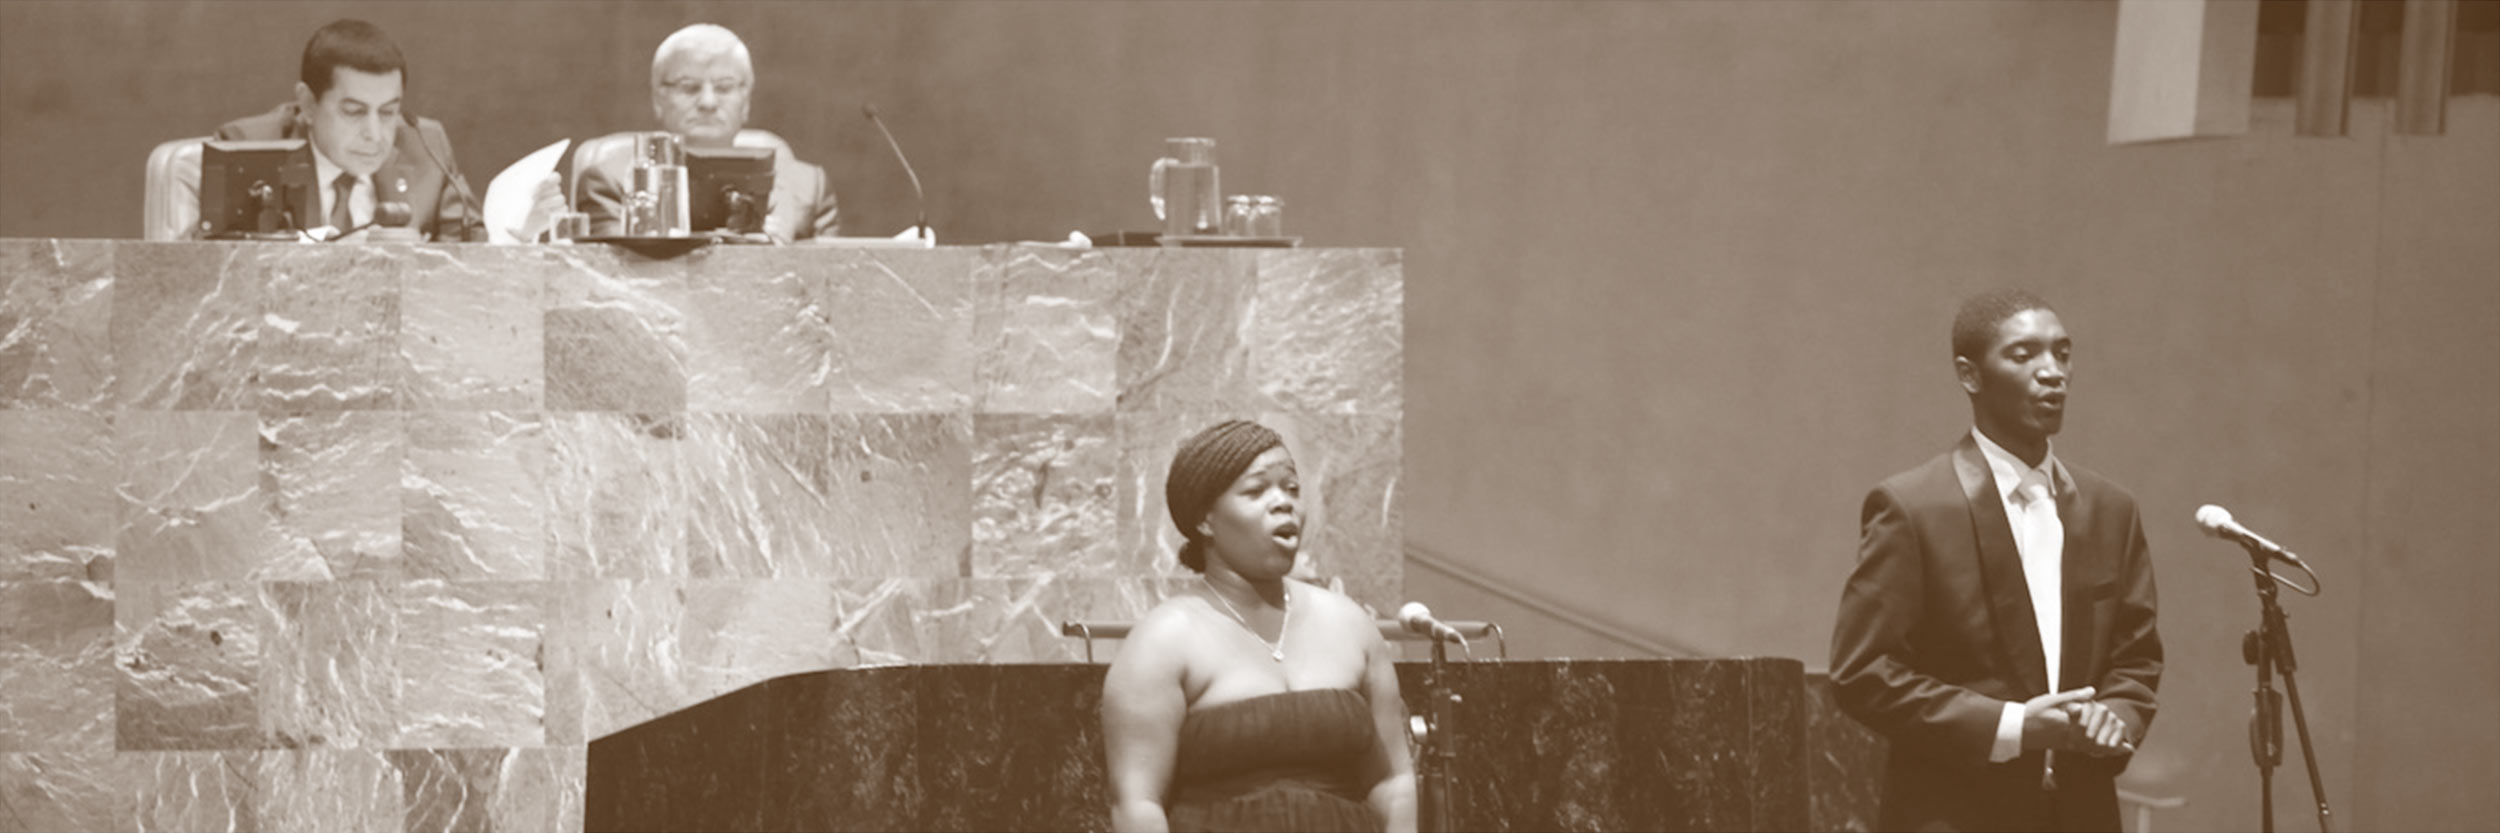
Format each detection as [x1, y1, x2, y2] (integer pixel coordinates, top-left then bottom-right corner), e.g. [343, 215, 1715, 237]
[1951, 289, 2055, 361]
[300, 19, 406, 99]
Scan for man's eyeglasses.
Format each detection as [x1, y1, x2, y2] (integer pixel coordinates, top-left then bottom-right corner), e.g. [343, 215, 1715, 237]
[662, 78, 750, 100]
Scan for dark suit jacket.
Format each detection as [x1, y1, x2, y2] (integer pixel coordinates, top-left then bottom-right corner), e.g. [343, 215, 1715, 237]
[572, 132, 839, 243]
[1830, 435, 2162, 832]
[215, 103, 483, 242]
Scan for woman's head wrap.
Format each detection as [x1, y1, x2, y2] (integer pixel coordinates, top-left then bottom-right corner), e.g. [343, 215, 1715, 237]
[1164, 420, 1285, 572]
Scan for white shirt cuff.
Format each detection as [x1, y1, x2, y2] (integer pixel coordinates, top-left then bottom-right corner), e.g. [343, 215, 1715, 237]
[1991, 700, 2026, 763]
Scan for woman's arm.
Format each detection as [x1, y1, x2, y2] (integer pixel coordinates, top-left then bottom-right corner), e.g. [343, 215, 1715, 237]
[1358, 614, 1419, 833]
[1102, 612, 1188, 833]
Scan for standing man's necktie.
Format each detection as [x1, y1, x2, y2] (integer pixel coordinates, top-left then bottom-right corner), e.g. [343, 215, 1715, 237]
[2018, 478, 2065, 790]
[2018, 479, 2063, 691]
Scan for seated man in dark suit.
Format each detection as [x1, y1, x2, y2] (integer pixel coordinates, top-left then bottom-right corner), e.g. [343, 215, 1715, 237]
[214, 19, 482, 242]
[575, 23, 840, 243]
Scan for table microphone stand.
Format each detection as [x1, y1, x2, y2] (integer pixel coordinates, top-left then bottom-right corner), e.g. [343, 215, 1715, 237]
[2240, 545, 2332, 833]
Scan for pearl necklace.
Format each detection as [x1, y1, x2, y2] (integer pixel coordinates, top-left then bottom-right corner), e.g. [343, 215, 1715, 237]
[1204, 577, 1290, 662]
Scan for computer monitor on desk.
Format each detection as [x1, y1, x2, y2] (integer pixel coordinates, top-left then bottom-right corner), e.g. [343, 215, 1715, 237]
[686, 146, 773, 236]
[199, 139, 315, 239]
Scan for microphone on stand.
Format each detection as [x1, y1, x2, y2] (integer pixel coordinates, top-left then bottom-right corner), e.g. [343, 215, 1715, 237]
[2198, 503, 2321, 596]
[861, 102, 928, 239]
[401, 112, 480, 240]
[1397, 602, 1469, 647]
[2196, 505, 2304, 565]
[2201, 502, 2336, 828]
[1400, 600, 1467, 833]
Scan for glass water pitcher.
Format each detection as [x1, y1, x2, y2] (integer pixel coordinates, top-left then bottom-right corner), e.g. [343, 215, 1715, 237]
[1149, 137, 1220, 238]
[627, 131, 690, 237]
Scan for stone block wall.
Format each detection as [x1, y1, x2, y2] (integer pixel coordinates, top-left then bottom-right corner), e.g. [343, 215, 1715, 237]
[0, 240, 1401, 832]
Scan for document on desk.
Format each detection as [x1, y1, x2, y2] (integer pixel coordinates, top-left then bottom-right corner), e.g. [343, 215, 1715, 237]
[485, 138, 570, 244]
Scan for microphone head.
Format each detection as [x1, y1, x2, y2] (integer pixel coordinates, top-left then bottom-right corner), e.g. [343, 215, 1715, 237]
[2195, 504, 2233, 536]
[861, 102, 880, 120]
[1396, 602, 1433, 629]
[374, 201, 414, 228]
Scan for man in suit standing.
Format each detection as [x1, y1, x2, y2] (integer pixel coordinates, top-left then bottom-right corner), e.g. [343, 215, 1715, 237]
[575, 24, 841, 243]
[208, 19, 484, 242]
[1831, 289, 2162, 832]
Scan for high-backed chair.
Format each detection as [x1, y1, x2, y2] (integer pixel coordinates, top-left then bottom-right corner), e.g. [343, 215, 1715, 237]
[143, 137, 209, 241]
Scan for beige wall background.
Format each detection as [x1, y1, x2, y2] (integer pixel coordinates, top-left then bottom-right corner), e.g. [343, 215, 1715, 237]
[3, 2, 2493, 831]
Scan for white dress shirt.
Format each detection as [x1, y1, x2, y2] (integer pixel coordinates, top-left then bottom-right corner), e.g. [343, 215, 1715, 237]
[310, 145, 375, 231]
[1976, 427, 2067, 763]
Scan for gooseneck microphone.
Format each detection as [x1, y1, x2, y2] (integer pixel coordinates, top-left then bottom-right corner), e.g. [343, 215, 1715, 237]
[860, 102, 927, 237]
[1397, 602, 1469, 647]
[400, 112, 479, 240]
[2196, 505, 2301, 564]
[2200, 504, 2322, 596]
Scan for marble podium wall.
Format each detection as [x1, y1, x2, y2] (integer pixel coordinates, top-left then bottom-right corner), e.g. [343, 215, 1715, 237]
[0, 239, 1402, 832]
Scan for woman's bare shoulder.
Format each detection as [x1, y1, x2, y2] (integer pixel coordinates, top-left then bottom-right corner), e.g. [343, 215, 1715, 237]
[1118, 595, 1212, 655]
[1291, 579, 1383, 641]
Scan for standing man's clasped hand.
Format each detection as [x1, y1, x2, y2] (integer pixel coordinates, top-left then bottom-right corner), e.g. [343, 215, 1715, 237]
[2066, 698, 2138, 757]
[2018, 687, 2137, 756]
[2018, 687, 2095, 752]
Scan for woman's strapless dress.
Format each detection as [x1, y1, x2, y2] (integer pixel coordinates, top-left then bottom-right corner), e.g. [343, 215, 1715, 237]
[1165, 688, 1383, 833]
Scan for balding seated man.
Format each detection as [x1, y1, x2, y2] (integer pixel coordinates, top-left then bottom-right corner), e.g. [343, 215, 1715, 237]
[574, 24, 840, 243]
